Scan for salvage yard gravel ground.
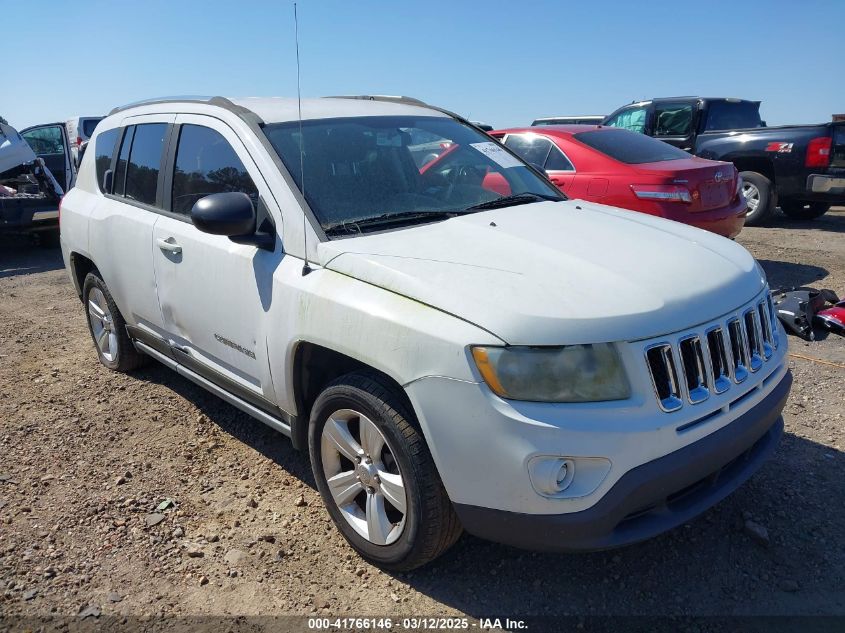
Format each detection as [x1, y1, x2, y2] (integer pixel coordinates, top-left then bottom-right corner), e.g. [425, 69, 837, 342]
[1, 209, 843, 620]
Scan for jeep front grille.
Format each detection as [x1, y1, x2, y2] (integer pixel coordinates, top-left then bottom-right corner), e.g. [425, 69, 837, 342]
[645, 295, 778, 412]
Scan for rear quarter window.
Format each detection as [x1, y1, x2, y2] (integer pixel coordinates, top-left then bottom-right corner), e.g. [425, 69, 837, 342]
[574, 129, 691, 164]
[82, 118, 103, 138]
[94, 128, 119, 192]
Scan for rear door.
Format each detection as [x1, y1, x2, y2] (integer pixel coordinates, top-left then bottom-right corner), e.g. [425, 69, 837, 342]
[151, 114, 282, 412]
[20, 124, 72, 192]
[88, 116, 174, 338]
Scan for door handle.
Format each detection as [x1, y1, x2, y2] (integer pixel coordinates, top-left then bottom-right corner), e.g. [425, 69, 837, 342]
[156, 238, 182, 254]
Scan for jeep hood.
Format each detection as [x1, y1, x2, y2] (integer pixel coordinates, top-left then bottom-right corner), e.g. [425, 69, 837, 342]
[318, 200, 764, 345]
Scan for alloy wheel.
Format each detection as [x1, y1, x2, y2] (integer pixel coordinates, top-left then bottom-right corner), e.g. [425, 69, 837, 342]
[742, 181, 760, 214]
[320, 408, 407, 545]
[88, 287, 118, 362]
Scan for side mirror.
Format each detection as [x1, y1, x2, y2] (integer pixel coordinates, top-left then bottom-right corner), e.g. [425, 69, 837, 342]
[78, 140, 89, 165]
[190, 192, 275, 250]
[191, 192, 256, 236]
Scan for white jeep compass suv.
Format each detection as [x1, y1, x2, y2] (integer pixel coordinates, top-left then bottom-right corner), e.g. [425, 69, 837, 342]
[60, 95, 791, 570]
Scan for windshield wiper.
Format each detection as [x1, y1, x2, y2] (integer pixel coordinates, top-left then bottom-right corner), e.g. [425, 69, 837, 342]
[323, 210, 477, 236]
[464, 192, 562, 211]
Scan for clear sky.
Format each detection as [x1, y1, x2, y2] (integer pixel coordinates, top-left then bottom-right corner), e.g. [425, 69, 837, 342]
[2, 0, 842, 130]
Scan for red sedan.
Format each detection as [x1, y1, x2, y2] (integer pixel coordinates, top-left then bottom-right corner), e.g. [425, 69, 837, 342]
[490, 126, 747, 238]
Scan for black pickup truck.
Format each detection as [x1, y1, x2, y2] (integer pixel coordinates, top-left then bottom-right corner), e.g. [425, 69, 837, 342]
[602, 97, 845, 225]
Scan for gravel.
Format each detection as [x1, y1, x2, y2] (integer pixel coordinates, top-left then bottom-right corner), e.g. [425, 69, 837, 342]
[0, 209, 843, 618]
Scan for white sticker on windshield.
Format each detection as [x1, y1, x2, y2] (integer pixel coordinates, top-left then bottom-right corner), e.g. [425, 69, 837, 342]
[470, 142, 524, 168]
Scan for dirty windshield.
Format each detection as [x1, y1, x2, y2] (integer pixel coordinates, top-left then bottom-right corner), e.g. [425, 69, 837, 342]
[264, 115, 563, 235]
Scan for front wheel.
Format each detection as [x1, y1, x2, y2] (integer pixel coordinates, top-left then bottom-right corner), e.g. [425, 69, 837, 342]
[308, 372, 462, 571]
[740, 171, 775, 226]
[780, 199, 830, 221]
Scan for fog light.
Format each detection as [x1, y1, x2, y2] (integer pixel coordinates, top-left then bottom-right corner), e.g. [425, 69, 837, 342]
[530, 458, 575, 495]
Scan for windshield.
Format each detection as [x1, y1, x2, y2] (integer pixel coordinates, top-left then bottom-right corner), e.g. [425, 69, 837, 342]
[574, 128, 691, 164]
[263, 116, 562, 234]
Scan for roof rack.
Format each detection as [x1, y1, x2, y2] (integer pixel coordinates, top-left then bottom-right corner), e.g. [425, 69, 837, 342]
[107, 96, 263, 125]
[323, 94, 474, 127]
[324, 95, 428, 107]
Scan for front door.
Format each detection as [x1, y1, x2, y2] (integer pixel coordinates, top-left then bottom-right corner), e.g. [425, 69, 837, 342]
[152, 114, 283, 411]
[20, 124, 72, 191]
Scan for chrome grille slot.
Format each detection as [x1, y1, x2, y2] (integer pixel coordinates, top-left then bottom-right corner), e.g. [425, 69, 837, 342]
[727, 318, 749, 383]
[645, 344, 683, 412]
[757, 301, 774, 360]
[705, 327, 732, 394]
[678, 336, 710, 404]
[766, 294, 779, 350]
[743, 309, 764, 372]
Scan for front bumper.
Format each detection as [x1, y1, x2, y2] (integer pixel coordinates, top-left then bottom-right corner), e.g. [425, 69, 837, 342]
[453, 370, 791, 551]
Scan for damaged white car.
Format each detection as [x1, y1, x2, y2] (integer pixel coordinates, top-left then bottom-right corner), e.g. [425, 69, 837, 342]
[1, 118, 65, 244]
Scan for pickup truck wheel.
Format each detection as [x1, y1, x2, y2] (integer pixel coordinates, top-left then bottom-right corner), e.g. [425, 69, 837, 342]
[780, 200, 831, 221]
[82, 272, 148, 372]
[309, 372, 462, 571]
[740, 171, 774, 226]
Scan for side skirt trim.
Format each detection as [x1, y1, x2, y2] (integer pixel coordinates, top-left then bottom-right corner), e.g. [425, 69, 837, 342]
[133, 340, 292, 438]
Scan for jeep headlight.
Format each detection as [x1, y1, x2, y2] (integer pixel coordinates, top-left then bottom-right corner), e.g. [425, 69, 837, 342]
[471, 344, 630, 403]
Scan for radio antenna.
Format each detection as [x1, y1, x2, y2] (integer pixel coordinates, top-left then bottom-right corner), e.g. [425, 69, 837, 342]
[295, 2, 311, 276]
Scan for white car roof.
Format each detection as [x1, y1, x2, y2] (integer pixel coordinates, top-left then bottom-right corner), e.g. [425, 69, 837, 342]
[107, 96, 451, 125]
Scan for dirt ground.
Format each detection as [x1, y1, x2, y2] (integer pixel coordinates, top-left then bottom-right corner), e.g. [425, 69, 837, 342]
[1, 208, 843, 624]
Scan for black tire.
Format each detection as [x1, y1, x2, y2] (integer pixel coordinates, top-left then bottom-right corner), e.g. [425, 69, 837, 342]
[308, 371, 462, 571]
[740, 171, 775, 226]
[780, 199, 830, 221]
[82, 271, 148, 372]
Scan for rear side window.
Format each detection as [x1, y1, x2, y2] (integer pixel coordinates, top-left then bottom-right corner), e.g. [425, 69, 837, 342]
[171, 124, 258, 216]
[574, 129, 691, 164]
[124, 123, 167, 206]
[503, 134, 553, 170]
[545, 145, 574, 171]
[94, 128, 119, 193]
[704, 101, 762, 131]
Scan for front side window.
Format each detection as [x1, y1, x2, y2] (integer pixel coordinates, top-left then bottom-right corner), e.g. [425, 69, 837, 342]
[603, 105, 648, 134]
[22, 125, 65, 155]
[574, 128, 691, 164]
[124, 123, 167, 206]
[503, 134, 553, 170]
[94, 128, 119, 193]
[654, 103, 694, 137]
[263, 116, 562, 235]
[171, 125, 258, 215]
